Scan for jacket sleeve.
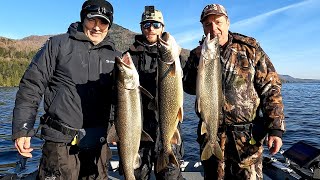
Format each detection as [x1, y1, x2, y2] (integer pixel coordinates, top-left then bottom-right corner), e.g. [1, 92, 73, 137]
[182, 47, 200, 95]
[12, 38, 56, 140]
[254, 45, 285, 138]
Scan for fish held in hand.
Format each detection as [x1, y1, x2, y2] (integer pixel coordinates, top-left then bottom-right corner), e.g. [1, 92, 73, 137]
[196, 34, 223, 161]
[155, 32, 184, 173]
[109, 52, 153, 180]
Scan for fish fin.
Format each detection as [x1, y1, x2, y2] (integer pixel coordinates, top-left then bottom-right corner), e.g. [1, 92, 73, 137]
[133, 154, 142, 169]
[171, 129, 182, 145]
[200, 122, 207, 135]
[147, 99, 157, 111]
[140, 85, 157, 114]
[139, 85, 154, 100]
[196, 97, 201, 113]
[177, 107, 183, 123]
[156, 150, 179, 173]
[141, 129, 154, 142]
[106, 124, 119, 143]
[169, 63, 176, 76]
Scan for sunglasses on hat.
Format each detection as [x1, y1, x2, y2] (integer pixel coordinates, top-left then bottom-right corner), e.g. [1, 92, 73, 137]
[83, 5, 113, 18]
[142, 22, 162, 29]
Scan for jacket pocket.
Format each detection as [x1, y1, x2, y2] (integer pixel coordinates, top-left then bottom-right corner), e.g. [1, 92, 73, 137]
[45, 85, 82, 128]
[236, 51, 251, 70]
[231, 131, 262, 165]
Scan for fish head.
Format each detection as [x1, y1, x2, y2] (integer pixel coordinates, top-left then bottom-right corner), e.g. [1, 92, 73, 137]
[201, 33, 219, 61]
[116, 52, 140, 90]
[158, 32, 181, 64]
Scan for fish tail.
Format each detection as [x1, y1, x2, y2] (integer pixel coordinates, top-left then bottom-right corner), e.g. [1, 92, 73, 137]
[133, 153, 141, 169]
[106, 124, 119, 143]
[201, 142, 213, 161]
[201, 141, 223, 161]
[156, 151, 169, 173]
[156, 150, 179, 173]
[213, 141, 223, 160]
[169, 152, 179, 167]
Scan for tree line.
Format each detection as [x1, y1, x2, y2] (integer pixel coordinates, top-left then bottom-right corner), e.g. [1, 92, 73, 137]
[0, 37, 40, 87]
[0, 58, 32, 87]
[0, 23, 192, 87]
[0, 47, 37, 60]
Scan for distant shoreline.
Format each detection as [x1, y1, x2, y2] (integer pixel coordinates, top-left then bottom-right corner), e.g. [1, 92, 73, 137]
[2, 81, 320, 88]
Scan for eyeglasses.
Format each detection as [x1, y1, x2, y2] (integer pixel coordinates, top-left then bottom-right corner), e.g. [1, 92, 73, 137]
[86, 18, 109, 30]
[142, 22, 163, 29]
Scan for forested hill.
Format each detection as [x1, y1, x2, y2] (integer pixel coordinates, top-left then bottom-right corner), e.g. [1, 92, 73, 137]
[0, 23, 319, 86]
[0, 23, 191, 87]
[0, 23, 190, 61]
[279, 75, 320, 83]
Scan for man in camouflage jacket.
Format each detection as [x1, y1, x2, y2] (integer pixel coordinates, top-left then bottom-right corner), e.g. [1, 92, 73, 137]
[183, 4, 285, 180]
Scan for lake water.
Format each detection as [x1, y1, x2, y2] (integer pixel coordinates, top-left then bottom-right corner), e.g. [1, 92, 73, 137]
[1, 83, 320, 177]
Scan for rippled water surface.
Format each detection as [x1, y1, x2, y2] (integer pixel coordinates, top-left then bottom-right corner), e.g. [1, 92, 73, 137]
[1, 83, 320, 176]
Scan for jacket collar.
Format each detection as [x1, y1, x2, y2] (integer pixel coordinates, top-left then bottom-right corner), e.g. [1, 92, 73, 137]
[129, 34, 158, 54]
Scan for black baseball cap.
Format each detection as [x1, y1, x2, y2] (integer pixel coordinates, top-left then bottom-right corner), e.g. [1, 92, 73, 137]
[80, 0, 113, 26]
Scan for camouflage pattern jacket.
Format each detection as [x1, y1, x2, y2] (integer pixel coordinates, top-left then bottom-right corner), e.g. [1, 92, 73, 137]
[183, 31, 285, 137]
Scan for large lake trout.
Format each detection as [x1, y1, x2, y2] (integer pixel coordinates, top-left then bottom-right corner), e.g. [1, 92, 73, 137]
[196, 34, 223, 161]
[112, 52, 152, 180]
[155, 33, 184, 173]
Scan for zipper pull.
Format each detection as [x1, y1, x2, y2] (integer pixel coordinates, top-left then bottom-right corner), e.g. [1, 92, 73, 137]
[71, 134, 78, 146]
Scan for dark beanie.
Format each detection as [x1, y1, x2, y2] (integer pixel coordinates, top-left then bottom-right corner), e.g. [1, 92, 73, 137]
[80, 0, 114, 27]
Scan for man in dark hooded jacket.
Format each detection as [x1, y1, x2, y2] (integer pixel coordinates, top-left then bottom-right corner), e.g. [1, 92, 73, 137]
[12, 0, 121, 179]
[124, 6, 185, 180]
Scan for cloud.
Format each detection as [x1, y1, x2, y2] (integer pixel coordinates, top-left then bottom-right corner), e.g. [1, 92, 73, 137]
[167, 0, 320, 80]
[173, 29, 203, 49]
[172, 0, 316, 50]
[231, 0, 312, 31]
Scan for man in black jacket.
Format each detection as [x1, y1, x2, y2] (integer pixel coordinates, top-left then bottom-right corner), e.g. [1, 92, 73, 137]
[124, 6, 184, 180]
[12, 0, 121, 179]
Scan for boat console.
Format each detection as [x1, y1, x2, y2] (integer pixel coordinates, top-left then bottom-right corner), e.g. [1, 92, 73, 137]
[284, 141, 320, 179]
[264, 141, 320, 180]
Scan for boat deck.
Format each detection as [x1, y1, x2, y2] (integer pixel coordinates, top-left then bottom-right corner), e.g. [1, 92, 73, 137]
[2, 148, 305, 180]
[108, 160, 204, 180]
[108, 160, 279, 180]
[2, 159, 296, 180]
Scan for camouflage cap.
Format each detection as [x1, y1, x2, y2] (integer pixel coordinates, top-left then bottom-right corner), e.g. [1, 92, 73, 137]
[200, 4, 228, 22]
[140, 6, 164, 25]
